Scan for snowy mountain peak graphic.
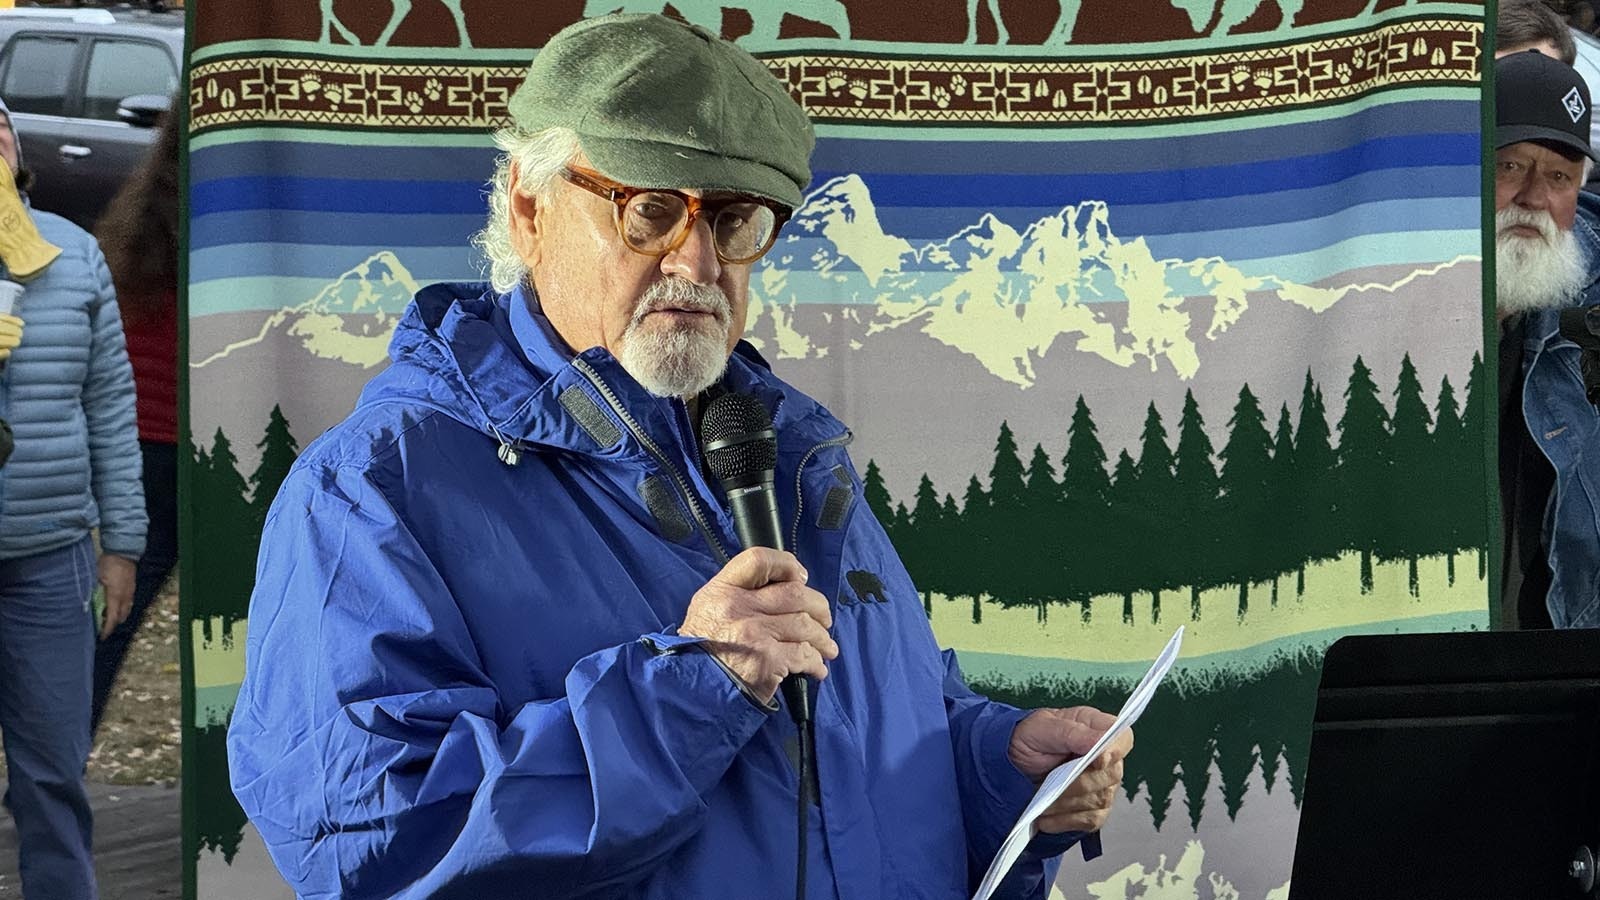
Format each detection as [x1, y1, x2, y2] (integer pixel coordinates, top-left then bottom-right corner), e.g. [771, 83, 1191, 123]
[192, 252, 421, 370]
[196, 179, 1474, 390]
[918, 213, 1023, 272]
[786, 174, 915, 287]
[750, 177, 1475, 386]
[300, 250, 419, 316]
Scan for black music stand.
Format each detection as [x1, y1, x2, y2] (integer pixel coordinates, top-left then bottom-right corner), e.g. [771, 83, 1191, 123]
[1288, 629, 1600, 900]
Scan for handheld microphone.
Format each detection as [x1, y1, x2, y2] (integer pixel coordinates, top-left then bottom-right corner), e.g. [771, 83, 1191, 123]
[701, 391, 818, 900]
[700, 391, 810, 726]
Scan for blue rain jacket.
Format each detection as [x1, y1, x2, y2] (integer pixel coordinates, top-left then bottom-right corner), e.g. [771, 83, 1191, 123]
[228, 283, 1093, 899]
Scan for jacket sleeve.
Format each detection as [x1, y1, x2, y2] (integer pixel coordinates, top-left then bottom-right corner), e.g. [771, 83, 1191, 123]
[226, 464, 771, 900]
[942, 650, 1097, 899]
[81, 248, 145, 559]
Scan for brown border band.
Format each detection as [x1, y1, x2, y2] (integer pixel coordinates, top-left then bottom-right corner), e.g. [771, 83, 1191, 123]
[190, 17, 1480, 134]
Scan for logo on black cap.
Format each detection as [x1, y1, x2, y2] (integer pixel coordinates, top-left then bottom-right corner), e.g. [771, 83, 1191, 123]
[1565, 86, 1588, 124]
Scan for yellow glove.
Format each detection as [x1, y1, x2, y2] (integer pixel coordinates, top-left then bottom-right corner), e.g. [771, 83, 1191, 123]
[0, 313, 24, 361]
[0, 163, 59, 281]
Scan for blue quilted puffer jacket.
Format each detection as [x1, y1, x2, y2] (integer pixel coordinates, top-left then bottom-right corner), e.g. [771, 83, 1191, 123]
[0, 206, 145, 561]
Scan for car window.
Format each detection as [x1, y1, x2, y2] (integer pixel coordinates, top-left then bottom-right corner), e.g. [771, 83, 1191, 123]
[0, 34, 77, 117]
[83, 39, 175, 121]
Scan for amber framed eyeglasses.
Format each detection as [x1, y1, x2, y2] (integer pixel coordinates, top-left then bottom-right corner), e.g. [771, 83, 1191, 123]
[560, 166, 792, 265]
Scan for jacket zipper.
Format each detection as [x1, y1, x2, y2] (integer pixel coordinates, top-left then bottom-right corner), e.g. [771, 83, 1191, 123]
[790, 431, 854, 551]
[572, 358, 732, 565]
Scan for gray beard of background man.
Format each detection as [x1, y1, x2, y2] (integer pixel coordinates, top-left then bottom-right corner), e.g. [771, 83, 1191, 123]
[619, 276, 734, 398]
[1496, 205, 1588, 315]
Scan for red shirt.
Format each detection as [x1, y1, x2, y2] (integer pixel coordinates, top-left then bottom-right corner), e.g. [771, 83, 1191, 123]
[119, 287, 177, 445]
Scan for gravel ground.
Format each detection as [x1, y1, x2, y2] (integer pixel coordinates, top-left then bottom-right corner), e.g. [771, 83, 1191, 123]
[0, 584, 182, 786]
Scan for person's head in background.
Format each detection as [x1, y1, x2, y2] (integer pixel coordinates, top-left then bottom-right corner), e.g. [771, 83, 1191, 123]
[1495, 51, 1598, 315]
[95, 98, 180, 306]
[1552, 0, 1600, 35]
[1498, 0, 1578, 63]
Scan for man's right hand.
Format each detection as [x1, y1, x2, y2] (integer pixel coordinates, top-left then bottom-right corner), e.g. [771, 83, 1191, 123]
[679, 547, 839, 704]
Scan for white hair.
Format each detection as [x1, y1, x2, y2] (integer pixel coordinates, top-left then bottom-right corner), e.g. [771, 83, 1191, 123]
[472, 126, 583, 294]
[1586, 156, 1595, 184]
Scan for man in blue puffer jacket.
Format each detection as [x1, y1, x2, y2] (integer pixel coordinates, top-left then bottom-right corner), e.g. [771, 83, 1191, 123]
[0, 96, 145, 899]
[229, 14, 1133, 899]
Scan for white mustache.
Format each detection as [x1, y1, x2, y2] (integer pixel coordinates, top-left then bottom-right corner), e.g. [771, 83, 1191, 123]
[1496, 206, 1561, 244]
[632, 278, 731, 325]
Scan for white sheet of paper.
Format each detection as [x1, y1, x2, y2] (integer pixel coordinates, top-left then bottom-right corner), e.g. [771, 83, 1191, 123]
[970, 626, 1184, 900]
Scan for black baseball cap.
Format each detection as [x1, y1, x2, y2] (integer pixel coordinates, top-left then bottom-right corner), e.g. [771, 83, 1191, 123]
[1496, 49, 1599, 161]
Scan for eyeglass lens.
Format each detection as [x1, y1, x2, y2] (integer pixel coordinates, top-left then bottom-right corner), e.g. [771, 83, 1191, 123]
[620, 192, 778, 262]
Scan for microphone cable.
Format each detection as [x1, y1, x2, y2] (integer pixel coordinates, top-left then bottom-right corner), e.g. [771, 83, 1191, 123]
[794, 713, 811, 900]
[784, 674, 815, 900]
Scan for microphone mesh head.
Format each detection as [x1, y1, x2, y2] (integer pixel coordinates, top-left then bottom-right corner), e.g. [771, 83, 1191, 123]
[701, 393, 778, 481]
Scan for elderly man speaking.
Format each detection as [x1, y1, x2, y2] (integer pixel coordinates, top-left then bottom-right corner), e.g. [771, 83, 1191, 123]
[227, 14, 1132, 899]
[1496, 49, 1600, 631]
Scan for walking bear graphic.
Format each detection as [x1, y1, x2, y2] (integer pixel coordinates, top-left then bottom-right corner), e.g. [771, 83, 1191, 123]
[844, 569, 888, 606]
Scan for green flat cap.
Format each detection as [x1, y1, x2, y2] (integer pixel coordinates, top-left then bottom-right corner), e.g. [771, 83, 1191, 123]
[509, 13, 814, 208]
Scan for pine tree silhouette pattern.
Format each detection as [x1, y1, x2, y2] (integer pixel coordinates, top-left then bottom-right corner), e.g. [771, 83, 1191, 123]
[187, 407, 304, 866]
[878, 353, 1487, 626]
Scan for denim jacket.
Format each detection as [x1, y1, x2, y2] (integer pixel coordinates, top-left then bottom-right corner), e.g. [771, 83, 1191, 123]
[1517, 191, 1600, 628]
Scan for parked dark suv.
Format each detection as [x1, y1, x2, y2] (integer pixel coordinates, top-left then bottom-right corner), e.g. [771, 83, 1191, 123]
[0, 6, 182, 229]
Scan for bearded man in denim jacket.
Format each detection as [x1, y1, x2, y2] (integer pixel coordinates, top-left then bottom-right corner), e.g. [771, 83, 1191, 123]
[228, 14, 1134, 900]
[1496, 50, 1600, 630]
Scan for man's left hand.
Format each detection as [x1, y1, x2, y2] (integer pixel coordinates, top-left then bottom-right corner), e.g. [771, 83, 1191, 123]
[1008, 706, 1132, 835]
[98, 553, 136, 640]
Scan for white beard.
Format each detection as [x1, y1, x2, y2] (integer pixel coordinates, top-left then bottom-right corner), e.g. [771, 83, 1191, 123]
[1496, 206, 1588, 314]
[618, 278, 733, 399]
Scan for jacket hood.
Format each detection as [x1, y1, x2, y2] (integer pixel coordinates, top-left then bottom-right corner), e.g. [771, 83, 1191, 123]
[0, 95, 24, 179]
[359, 282, 838, 459]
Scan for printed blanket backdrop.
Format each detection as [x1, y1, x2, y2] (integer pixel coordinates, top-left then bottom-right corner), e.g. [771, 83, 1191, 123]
[182, 0, 1489, 896]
